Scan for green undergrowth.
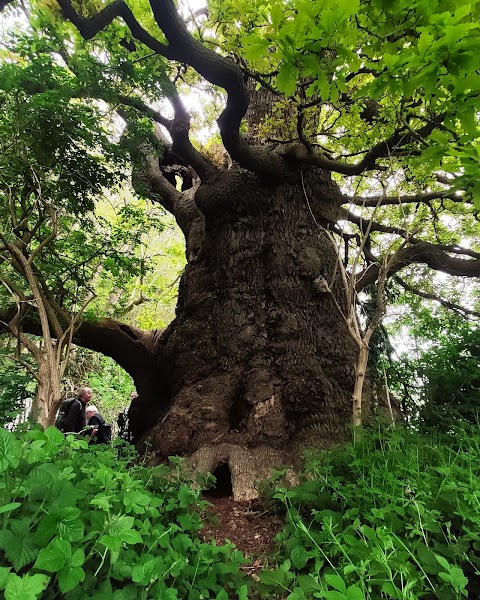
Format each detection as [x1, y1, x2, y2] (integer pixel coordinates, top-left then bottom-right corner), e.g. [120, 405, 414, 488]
[2, 425, 480, 600]
[259, 426, 480, 600]
[0, 427, 249, 600]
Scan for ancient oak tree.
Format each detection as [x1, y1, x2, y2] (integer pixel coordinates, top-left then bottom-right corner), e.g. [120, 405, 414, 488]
[4, 0, 480, 497]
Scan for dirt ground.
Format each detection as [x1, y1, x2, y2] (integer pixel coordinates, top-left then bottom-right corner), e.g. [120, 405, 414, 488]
[199, 494, 285, 574]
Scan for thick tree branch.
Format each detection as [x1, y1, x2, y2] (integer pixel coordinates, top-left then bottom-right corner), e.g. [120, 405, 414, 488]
[131, 130, 203, 240]
[58, 0, 449, 178]
[347, 191, 465, 207]
[0, 305, 157, 377]
[356, 242, 480, 290]
[166, 91, 217, 180]
[118, 93, 216, 179]
[285, 117, 444, 176]
[58, 0, 288, 176]
[78, 67, 216, 180]
[57, 0, 176, 59]
[341, 209, 480, 259]
[394, 276, 480, 318]
[133, 142, 182, 215]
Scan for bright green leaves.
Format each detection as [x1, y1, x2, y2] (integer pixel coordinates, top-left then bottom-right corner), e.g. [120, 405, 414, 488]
[0, 429, 249, 598]
[0, 428, 21, 474]
[435, 554, 469, 595]
[3, 573, 49, 600]
[0, 520, 39, 571]
[208, 0, 480, 205]
[0, 30, 169, 335]
[35, 538, 75, 571]
[122, 489, 152, 514]
[243, 36, 271, 63]
[269, 3, 283, 33]
[259, 427, 480, 600]
[319, 0, 360, 34]
[100, 516, 143, 552]
[35, 539, 85, 593]
[290, 544, 309, 569]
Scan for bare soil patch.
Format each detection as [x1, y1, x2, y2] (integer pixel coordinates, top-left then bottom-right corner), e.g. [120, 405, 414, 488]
[199, 495, 284, 575]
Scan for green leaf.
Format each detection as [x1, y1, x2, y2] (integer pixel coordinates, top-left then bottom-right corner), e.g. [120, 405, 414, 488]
[317, 70, 330, 100]
[0, 428, 21, 473]
[336, 0, 360, 23]
[99, 534, 123, 553]
[108, 515, 135, 535]
[0, 566, 12, 589]
[346, 585, 365, 600]
[71, 547, 85, 569]
[324, 591, 347, 600]
[0, 520, 39, 571]
[132, 559, 156, 585]
[111, 586, 143, 600]
[291, 545, 308, 569]
[381, 582, 401, 599]
[57, 508, 84, 541]
[435, 554, 452, 572]
[242, 36, 270, 63]
[4, 573, 49, 600]
[417, 30, 434, 58]
[259, 568, 289, 587]
[324, 574, 346, 594]
[287, 590, 308, 600]
[34, 539, 71, 572]
[121, 529, 143, 545]
[270, 4, 283, 32]
[58, 565, 85, 593]
[449, 566, 468, 590]
[296, 575, 321, 593]
[0, 503, 22, 515]
[383, 54, 400, 71]
[28, 463, 61, 488]
[44, 426, 65, 447]
[276, 63, 299, 97]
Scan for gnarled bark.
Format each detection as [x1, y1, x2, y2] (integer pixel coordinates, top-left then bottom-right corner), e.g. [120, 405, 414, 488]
[124, 167, 358, 497]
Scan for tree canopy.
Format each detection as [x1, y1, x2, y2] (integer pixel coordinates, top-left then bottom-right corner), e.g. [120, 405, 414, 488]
[8, 0, 476, 292]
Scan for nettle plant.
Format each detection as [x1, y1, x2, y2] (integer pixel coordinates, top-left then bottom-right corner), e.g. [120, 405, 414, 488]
[0, 427, 249, 600]
[259, 427, 479, 600]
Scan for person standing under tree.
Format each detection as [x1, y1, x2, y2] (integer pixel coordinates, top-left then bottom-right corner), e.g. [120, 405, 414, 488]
[62, 386, 92, 433]
[117, 390, 136, 443]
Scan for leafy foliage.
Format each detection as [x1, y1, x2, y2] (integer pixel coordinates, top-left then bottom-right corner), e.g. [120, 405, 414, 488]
[386, 312, 480, 429]
[0, 28, 168, 319]
[0, 427, 249, 599]
[209, 0, 480, 200]
[260, 426, 480, 599]
[0, 344, 36, 427]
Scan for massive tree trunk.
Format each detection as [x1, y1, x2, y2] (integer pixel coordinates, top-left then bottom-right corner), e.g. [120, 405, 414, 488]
[127, 166, 358, 499]
[51, 0, 480, 500]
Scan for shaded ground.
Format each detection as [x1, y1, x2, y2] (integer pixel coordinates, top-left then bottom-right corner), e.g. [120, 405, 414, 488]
[200, 495, 284, 575]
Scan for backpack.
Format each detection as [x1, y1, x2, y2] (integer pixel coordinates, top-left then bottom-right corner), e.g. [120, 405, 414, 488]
[55, 398, 80, 432]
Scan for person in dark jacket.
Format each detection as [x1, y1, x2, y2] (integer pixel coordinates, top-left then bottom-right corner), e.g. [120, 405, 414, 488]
[63, 387, 92, 433]
[85, 404, 108, 444]
[117, 390, 137, 444]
